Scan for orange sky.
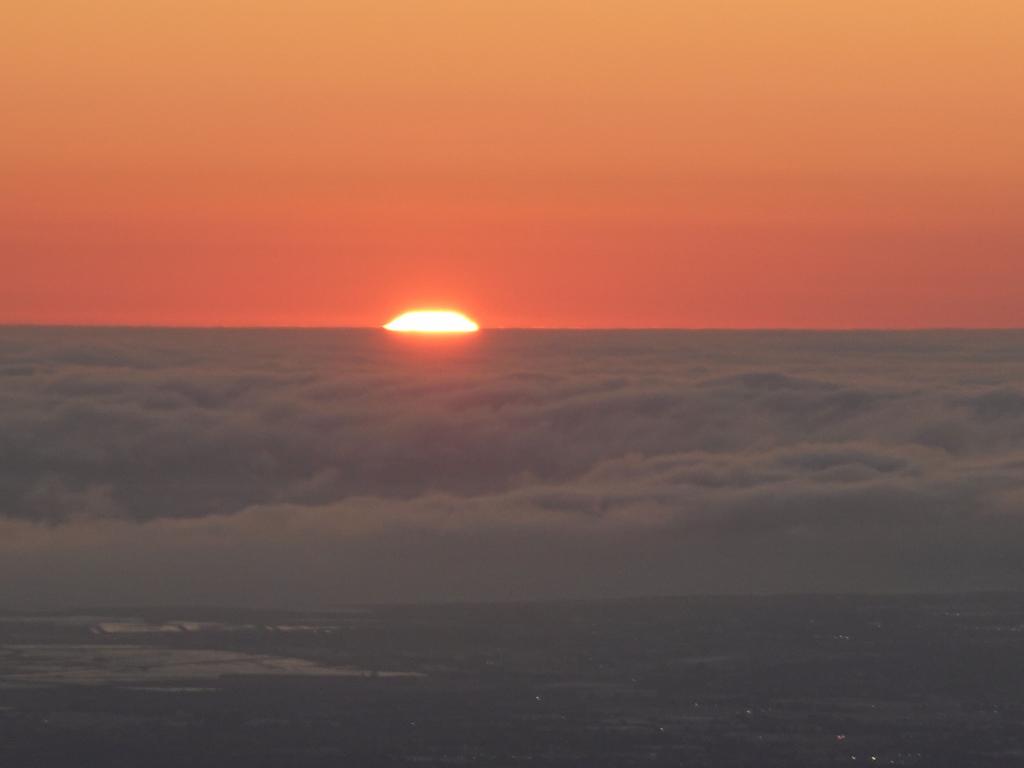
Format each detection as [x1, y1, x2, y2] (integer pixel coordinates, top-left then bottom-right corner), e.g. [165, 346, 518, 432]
[3, 0, 1022, 327]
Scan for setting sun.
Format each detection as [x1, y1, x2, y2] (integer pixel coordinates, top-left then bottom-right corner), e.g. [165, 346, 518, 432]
[383, 310, 479, 333]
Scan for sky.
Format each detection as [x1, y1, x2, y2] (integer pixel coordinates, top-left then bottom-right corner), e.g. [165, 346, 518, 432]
[3, 0, 1023, 328]
[3, 327, 1024, 606]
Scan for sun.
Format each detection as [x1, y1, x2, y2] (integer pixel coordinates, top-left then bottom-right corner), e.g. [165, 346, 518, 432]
[383, 309, 479, 333]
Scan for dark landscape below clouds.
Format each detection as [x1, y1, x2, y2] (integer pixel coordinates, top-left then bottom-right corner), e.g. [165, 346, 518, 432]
[3, 596, 1024, 767]
[2, 328, 1024, 606]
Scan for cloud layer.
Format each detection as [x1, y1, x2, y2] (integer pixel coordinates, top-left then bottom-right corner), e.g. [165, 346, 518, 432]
[3, 328, 1024, 606]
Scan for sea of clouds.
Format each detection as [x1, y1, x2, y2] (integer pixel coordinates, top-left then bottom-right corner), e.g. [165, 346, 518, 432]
[2, 327, 1024, 606]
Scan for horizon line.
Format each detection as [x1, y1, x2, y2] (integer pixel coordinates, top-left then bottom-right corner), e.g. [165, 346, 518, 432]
[3, 323, 1024, 333]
